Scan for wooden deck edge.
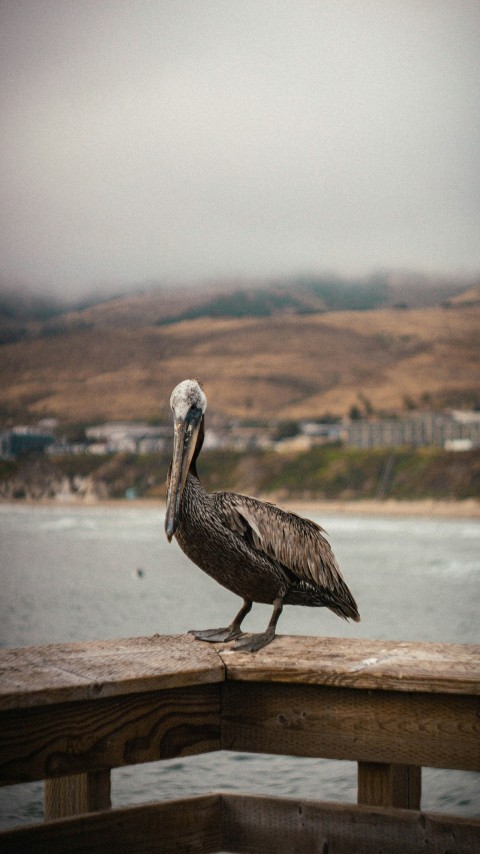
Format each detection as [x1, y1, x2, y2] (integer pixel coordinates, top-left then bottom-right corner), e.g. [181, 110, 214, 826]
[0, 794, 222, 854]
[1, 635, 479, 713]
[220, 793, 480, 854]
[1, 793, 479, 854]
[0, 634, 226, 712]
[217, 635, 480, 696]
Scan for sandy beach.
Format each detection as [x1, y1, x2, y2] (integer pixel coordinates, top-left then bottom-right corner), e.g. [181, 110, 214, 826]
[285, 497, 480, 519]
[2, 495, 479, 519]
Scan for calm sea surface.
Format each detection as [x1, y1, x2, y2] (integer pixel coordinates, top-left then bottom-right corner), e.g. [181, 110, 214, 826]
[0, 502, 479, 828]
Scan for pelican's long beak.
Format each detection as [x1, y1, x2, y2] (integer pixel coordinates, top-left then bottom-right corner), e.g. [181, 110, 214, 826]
[165, 407, 203, 542]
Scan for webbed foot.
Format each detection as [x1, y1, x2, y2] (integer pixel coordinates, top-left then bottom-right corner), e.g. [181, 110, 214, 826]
[189, 599, 252, 645]
[230, 595, 283, 652]
[232, 628, 275, 652]
[189, 627, 244, 643]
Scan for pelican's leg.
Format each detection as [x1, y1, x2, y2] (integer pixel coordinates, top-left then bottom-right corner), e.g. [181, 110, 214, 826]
[189, 599, 252, 643]
[232, 596, 284, 652]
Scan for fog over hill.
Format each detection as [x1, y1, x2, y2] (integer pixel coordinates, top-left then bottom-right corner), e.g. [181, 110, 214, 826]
[0, 271, 476, 331]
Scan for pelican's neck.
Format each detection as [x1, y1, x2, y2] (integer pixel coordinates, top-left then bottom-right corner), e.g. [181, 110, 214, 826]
[189, 414, 205, 479]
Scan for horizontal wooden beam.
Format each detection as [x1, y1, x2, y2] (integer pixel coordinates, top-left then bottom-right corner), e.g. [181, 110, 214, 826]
[221, 682, 480, 771]
[1, 794, 479, 854]
[0, 635, 224, 712]
[1, 635, 479, 714]
[3, 678, 478, 788]
[0, 684, 221, 786]
[221, 793, 480, 854]
[220, 634, 480, 696]
[0, 794, 222, 854]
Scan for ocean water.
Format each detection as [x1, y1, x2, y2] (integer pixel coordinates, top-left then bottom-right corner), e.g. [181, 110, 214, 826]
[0, 502, 479, 828]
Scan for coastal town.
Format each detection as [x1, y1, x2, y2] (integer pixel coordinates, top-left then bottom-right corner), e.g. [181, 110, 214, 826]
[2, 408, 480, 461]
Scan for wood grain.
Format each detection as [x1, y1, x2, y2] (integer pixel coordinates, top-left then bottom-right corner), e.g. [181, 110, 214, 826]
[2, 635, 478, 713]
[0, 634, 224, 711]
[221, 793, 480, 854]
[1, 794, 479, 854]
[357, 762, 421, 809]
[0, 794, 222, 854]
[44, 770, 111, 819]
[221, 682, 480, 770]
[219, 634, 480, 695]
[0, 684, 220, 785]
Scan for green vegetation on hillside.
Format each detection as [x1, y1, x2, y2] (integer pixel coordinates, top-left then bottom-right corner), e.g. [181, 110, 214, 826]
[158, 275, 390, 324]
[251, 446, 480, 500]
[1, 446, 479, 502]
[299, 274, 388, 311]
[157, 288, 306, 324]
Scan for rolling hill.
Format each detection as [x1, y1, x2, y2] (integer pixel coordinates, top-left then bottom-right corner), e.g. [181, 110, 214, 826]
[1, 282, 479, 425]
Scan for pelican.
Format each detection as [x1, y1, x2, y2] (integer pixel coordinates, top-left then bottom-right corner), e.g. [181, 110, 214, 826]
[165, 379, 360, 651]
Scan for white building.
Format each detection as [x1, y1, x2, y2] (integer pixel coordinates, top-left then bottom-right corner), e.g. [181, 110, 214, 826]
[85, 422, 167, 453]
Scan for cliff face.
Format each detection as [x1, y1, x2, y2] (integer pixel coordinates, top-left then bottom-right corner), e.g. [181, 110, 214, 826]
[0, 457, 109, 502]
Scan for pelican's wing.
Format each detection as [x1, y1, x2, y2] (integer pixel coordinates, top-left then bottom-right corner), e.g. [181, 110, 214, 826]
[216, 491, 359, 620]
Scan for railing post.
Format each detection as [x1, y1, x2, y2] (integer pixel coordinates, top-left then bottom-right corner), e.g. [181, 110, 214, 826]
[44, 770, 111, 820]
[357, 762, 421, 809]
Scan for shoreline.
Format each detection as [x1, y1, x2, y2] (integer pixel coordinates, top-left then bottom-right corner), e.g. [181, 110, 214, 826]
[285, 497, 480, 519]
[1, 496, 479, 519]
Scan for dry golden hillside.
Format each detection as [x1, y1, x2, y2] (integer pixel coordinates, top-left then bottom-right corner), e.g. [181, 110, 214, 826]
[1, 296, 479, 424]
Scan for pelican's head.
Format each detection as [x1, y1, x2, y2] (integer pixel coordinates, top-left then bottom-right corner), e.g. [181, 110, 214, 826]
[169, 379, 207, 420]
[165, 380, 207, 542]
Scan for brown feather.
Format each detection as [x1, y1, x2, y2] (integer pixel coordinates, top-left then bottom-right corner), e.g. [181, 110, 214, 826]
[215, 491, 360, 622]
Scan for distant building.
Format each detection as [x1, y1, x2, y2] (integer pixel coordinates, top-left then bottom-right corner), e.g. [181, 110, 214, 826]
[0, 426, 55, 459]
[0, 432, 11, 459]
[204, 425, 275, 452]
[275, 435, 313, 454]
[47, 442, 88, 456]
[85, 422, 167, 454]
[347, 412, 480, 450]
[202, 429, 230, 450]
[300, 421, 345, 443]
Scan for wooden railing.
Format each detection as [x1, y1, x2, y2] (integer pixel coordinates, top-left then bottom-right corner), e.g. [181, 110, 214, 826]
[0, 634, 479, 852]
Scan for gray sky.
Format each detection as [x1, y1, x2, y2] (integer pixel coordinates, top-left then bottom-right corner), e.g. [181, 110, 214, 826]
[1, 1, 479, 297]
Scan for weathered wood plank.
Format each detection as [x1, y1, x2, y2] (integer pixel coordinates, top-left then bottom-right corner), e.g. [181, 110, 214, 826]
[357, 762, 421, 809]
[220, 635, 480, 695]
[0, 794, 222, 854]
[0, 684, 220, 786]
[221, 682, 480, 771]
[1, 635, 478, 714]
[0, 634, 224, 711]
[44, 770, 111, 819]
[220, 793, 480, 854]
[1, 794, 479, 854]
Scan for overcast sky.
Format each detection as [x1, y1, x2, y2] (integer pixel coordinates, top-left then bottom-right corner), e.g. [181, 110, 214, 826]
[1, 1, 479, 297]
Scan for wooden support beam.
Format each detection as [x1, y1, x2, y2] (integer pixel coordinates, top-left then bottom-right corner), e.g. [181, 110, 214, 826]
[221, 682, 480, 771]
[357, 762, 421, 809]
[0, 794, 222, 854]
[44, 770, 111, 819]
[0, 684, 221, 786]
[1, 794, 480, 854]
[220, 794, 480, 854]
